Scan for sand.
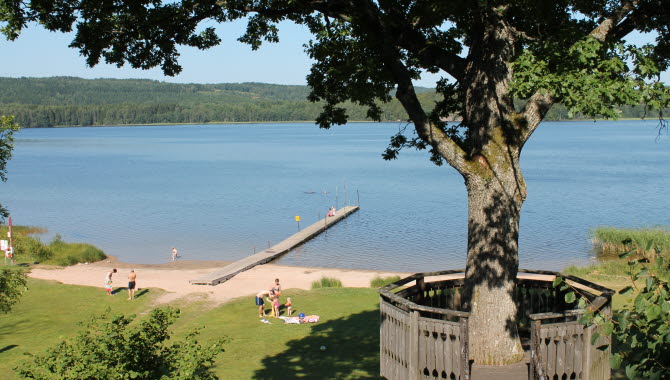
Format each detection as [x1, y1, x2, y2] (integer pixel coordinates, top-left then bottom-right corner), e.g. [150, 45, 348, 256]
[28, 257, 410, 305]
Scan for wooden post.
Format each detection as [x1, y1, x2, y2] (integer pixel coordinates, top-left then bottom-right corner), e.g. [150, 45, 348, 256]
[460, 317, 470, 380]
[357, 189, 360, 206]
[416, 276, 426, 305]
[344, 180, 347, 206]
[583, 325, 592, 380]
[335, 185, 338, 209]
[409, 310, 420, 380]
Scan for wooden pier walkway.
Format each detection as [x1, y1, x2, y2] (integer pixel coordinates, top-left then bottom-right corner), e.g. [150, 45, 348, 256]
[189, 206, 360, 285]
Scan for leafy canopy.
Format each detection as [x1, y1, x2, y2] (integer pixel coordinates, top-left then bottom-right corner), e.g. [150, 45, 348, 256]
[0, 115, 19, 220]
[2, 2, 668, 149]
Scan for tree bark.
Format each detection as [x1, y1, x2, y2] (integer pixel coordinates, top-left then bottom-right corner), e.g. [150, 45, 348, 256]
[461, 130, 526, 364]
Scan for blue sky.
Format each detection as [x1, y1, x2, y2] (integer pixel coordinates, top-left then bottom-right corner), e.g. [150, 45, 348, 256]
[0, 20, 667, 86]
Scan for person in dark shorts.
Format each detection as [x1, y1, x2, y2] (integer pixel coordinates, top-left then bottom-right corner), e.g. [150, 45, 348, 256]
[128, 270, 137, 300]
[256, 290, 271, 317]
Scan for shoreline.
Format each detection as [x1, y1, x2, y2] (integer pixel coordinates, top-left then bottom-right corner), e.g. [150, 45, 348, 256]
[28, 256, 410, 306]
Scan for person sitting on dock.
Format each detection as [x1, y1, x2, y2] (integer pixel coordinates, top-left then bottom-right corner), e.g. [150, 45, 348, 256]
[327, 206, 336, 217]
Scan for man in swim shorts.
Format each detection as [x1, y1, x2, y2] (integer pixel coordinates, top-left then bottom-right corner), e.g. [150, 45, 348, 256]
[127, 270, 137, 300]
[256, 290, 271, 317]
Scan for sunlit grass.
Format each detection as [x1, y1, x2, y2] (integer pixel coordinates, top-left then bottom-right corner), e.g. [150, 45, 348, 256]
[370, 275, 401, 288]
[311, 276, 343, 289]
[591, 226, 670, 257]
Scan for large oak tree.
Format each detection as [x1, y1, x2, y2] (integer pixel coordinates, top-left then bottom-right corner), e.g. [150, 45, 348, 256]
[3, 0, 669, 364]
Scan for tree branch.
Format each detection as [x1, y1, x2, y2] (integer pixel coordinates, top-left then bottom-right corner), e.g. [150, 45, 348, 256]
[519, 1, 637, 145]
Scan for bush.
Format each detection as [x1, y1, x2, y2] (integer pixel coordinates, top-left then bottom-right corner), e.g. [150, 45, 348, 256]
[562, 246, 670, 379]
[370, 275, 401, 288]
[17, 307, 226, 379]
[311, 277, 342, 289]
[0, 268, 27, 313]
[0, 226, 106, 266]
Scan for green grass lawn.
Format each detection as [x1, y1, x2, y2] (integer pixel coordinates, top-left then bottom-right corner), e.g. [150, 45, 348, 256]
[173, 287, 382, 380]
[0, 280, 382, 380]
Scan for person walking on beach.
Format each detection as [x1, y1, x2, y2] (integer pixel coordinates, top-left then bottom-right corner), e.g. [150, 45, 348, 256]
[105, 268, 117, 296]
[171, 247, 178, 261]
[256, 290, 271, 317]
[127, 270, 137, 300]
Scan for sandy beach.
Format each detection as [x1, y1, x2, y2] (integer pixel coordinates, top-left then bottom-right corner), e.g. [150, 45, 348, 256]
[28, 257, 410, 305]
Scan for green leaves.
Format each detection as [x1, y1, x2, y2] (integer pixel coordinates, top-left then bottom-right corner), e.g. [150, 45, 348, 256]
[0, 268, 27, 313]
[17, 307, 226, 379]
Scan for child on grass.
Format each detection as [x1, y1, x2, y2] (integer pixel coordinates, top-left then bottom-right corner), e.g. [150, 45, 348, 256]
[285, 297, 292, 315]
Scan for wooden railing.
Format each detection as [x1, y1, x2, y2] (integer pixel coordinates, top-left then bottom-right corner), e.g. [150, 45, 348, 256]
[378, 269, 614, 380]
[379, 270, 470, 380]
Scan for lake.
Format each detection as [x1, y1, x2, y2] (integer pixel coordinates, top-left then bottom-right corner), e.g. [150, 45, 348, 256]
[2, 120, 668, 272]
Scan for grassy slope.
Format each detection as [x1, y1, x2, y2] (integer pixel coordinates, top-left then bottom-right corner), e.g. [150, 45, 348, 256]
[0, 279, 165, 378]
[176, 287, 381, 380]
[0, 280, 381, 380]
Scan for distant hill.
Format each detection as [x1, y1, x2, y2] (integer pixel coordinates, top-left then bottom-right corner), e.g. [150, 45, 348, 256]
[0, 77, 657, 128]
[0, 77, 438, 127]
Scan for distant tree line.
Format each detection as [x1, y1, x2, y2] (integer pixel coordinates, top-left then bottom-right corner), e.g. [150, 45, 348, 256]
[0, 77, 659, 128]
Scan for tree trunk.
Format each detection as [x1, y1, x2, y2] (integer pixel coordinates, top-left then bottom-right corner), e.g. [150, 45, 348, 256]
[463, 160, 525, 365]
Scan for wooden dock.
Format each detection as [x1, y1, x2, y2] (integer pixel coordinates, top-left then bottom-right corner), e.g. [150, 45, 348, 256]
[190, 206, 360, 285]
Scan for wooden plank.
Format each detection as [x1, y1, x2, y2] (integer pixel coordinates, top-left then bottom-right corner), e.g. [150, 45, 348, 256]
[565, 324, 575, 377]
[435, 322, 445, 378]
[546, 326, 557, 377]
[556, 325, 566, 377]
[190, 206, 359, 285]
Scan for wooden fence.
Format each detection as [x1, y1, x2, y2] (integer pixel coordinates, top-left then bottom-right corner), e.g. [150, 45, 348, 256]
[530, 295, 613, 380]
[380, 301, 469, 380]
[379, 270, 613, 380]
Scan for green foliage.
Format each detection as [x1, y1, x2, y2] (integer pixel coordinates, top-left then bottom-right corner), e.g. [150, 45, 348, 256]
[0, 226, 106, 265]
[311, 277, 343, 289]
[0, 268, 27, 313]
[0, 114, 20, 220]
[591, 226, 670, 258]
[560, 247, 670, 380]
[0, 77, 438, 128]
[369, 275, 401, 288]
[606, 250, 670, 379]
[17, 307, 226, 380]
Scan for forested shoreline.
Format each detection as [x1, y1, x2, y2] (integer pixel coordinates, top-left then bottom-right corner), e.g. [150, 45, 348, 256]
[0, 77, 657, 128]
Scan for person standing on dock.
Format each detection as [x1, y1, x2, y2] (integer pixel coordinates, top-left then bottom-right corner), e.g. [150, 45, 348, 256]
[171, 247, 178, 261]
[327, 206, 336, 217]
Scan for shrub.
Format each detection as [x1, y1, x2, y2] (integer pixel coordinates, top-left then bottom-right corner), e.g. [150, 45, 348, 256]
[370, 275, 401, 288]
[311, 277, 342, 289]
[560, 246, 670, 379]
[17, 307, 226, 379]
[0, 268, 27, 313]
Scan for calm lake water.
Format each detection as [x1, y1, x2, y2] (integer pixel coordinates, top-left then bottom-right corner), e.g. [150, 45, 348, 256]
[2, 121, 668, 272]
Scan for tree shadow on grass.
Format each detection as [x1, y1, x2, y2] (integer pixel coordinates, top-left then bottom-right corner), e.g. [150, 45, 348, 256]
[253, 310, 382, 380]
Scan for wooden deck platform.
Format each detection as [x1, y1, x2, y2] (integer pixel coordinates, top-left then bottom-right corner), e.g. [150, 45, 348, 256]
[189, 206, 359, 285]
